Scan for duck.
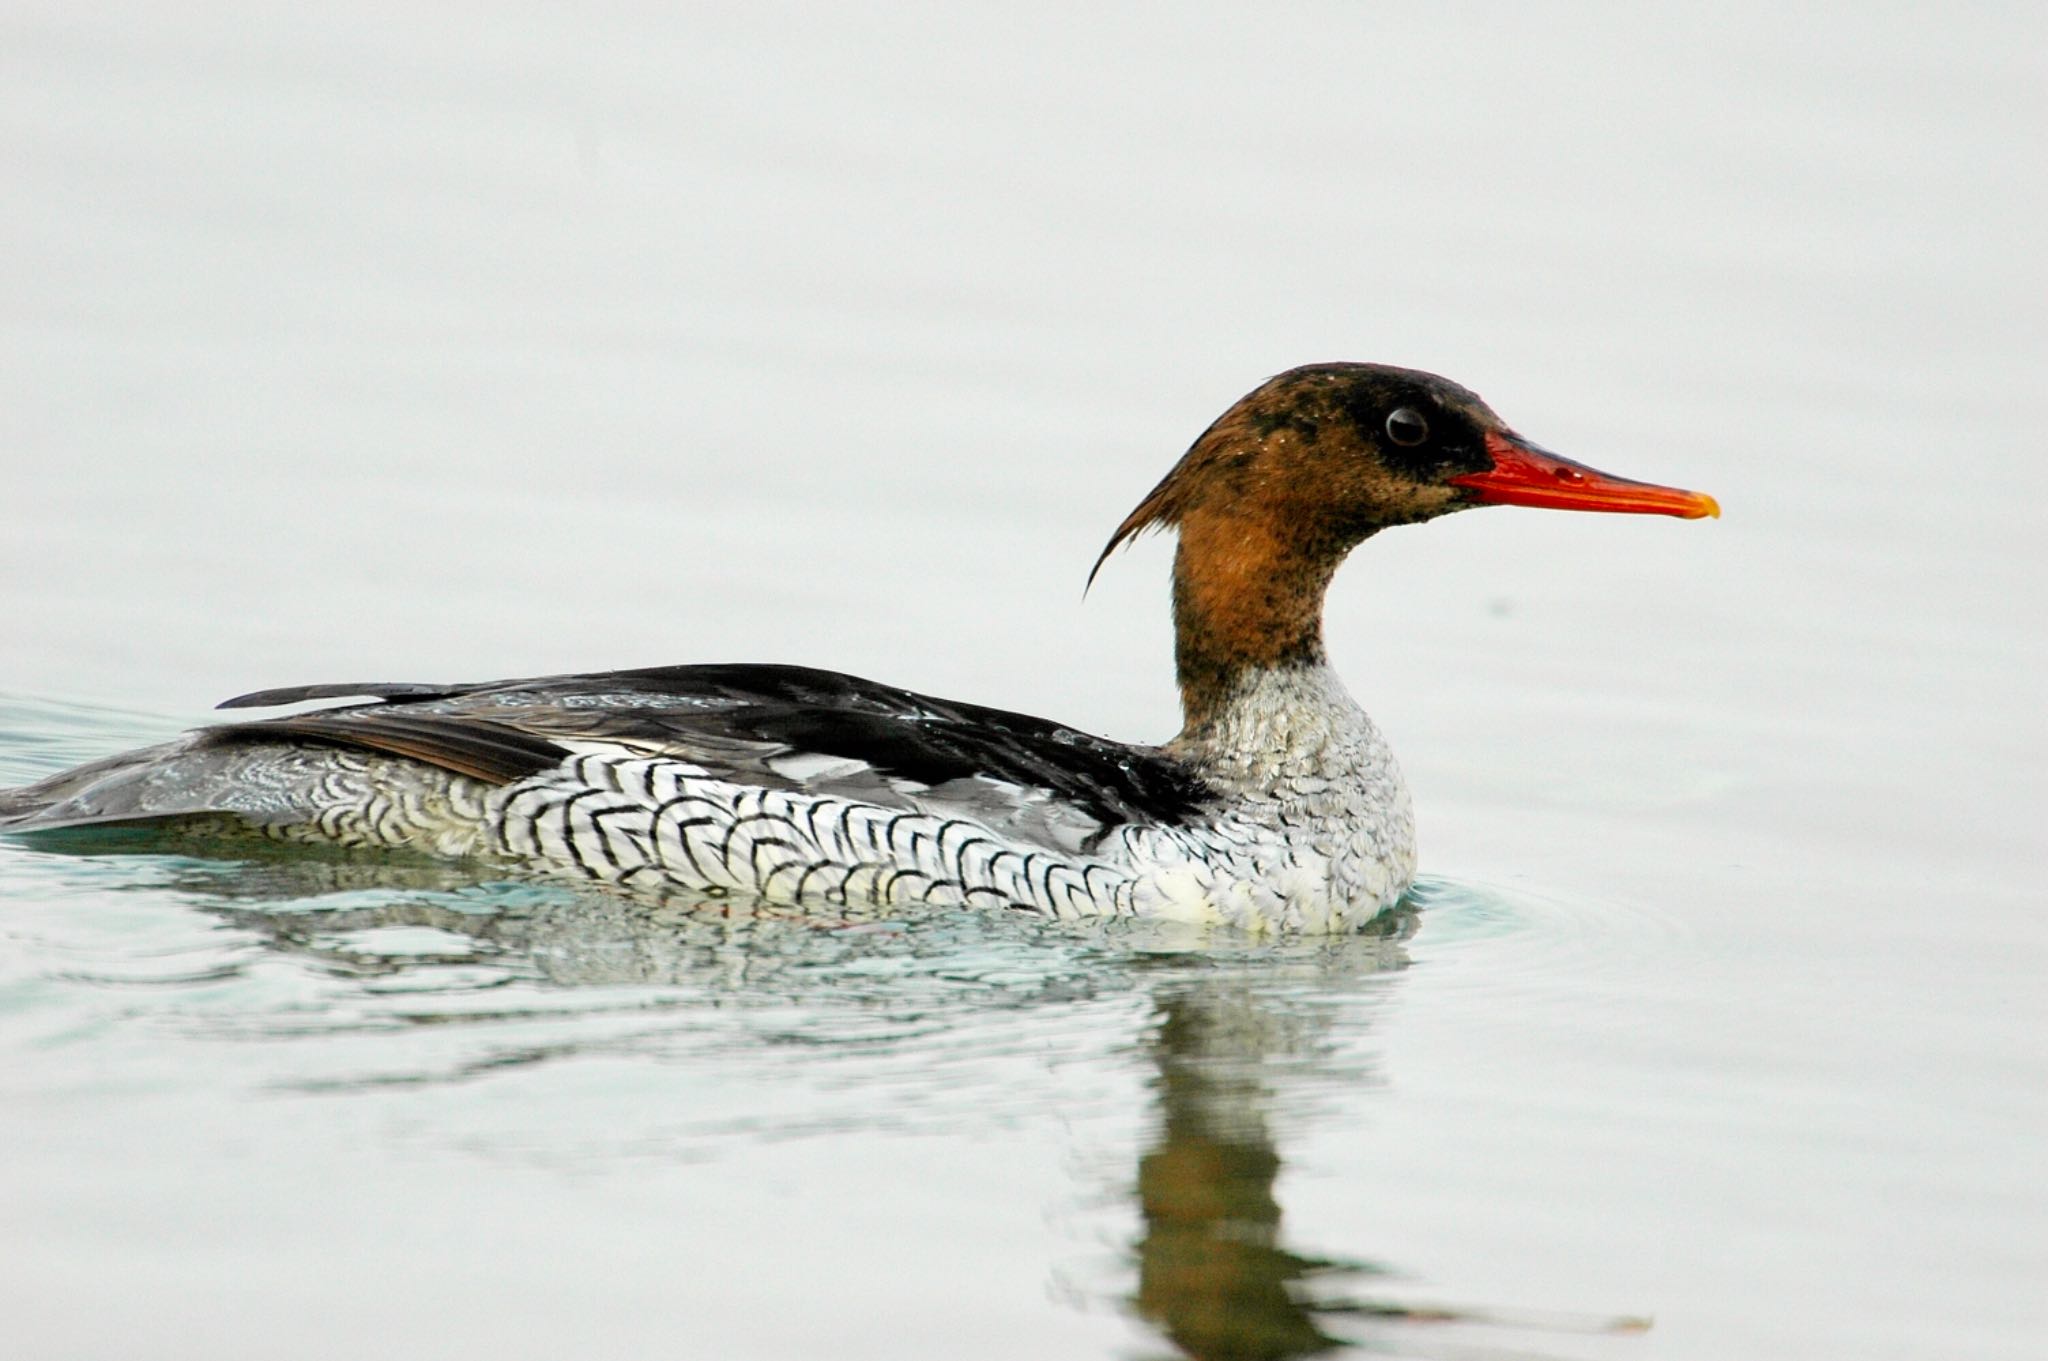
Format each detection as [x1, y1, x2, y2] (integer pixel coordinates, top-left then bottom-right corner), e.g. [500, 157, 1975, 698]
[0, 364, 1716, 932]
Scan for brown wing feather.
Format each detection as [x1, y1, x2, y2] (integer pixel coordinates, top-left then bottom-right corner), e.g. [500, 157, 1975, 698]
[203, 713, 568, 786]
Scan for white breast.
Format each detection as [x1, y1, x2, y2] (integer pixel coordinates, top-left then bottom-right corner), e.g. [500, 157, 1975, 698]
[1119, 663, 1417, 931]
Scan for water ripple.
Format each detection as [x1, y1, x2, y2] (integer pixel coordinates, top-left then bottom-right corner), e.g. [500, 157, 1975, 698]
[1404, 873, 1693, 993]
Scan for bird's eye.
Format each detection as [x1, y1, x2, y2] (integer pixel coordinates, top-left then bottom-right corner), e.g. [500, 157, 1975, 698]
[1385, 408, 1429, 447]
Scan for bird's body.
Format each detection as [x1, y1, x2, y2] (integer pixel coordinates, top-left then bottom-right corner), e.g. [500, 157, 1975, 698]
[0, 364, 1714, 932]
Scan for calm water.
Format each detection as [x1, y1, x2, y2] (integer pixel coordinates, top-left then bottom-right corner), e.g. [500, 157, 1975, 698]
[2, 4, 2042, 1359]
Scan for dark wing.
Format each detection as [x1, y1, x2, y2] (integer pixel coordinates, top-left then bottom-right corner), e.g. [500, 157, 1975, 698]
[218, 681, 462, 708]
[208, 663, 1214, 829]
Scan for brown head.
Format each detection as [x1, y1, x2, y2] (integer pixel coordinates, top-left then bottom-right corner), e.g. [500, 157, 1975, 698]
[1091, 363, 1718, 736]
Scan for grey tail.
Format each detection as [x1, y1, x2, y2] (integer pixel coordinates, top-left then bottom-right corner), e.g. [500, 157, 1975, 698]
[1, 734, 266, 833]
[2, 733, 381, 836]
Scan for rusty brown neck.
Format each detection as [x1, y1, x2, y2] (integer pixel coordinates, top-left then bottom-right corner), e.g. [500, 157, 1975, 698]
[1169, 504, 1349, 739]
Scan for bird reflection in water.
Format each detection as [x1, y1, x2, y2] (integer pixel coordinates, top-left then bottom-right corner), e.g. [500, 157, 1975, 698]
[1126, 909, 1649, 1360]
[1122, 912, 1425, 1358]
[24, 841, 1646, 1356]
[1136, 976, 1388, 1359]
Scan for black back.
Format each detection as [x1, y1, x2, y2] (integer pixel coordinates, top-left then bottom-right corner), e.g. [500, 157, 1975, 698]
[212, 663, 1214, 829]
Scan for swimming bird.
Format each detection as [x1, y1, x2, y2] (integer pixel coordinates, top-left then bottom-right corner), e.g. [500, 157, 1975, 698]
[0, 364, 1715, 932]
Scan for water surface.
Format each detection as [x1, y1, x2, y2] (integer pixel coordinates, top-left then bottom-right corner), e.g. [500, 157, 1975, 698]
[2, 4, 2042, 1359]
